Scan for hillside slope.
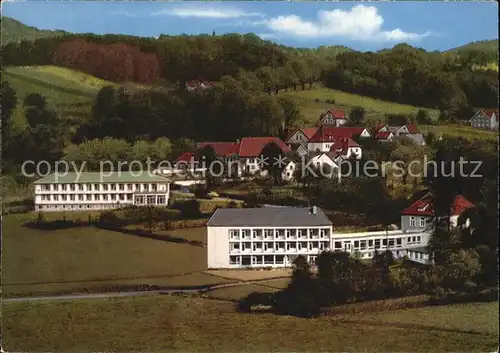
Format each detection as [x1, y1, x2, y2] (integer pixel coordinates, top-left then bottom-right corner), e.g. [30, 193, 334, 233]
[2, 66, 118, 122]
[1, 17, 68, 44]
[446, 39, 498, 54]
[284, 86, 439, 124]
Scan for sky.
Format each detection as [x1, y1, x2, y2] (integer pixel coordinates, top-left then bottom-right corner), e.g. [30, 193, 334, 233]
[2, 1, 498, 51]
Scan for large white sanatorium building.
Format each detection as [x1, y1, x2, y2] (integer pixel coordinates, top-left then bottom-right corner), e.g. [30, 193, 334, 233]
[206, 206, 430, 268]
[33, 172, 170, 212]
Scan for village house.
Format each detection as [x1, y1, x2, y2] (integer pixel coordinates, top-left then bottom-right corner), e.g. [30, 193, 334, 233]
[376, 123, 426, 145]
[316, 109, 349, 127]
[375, 130, 394, 142]
[197, 137, 291, 177]
[33, 172, 171, 212]
[185, 80, 213, 92]
[307, 127, 367, 158]
[469, 109, 498, 130]
[401, 194, 474, 231]
[285, 127, 318, 146]
[307, 152, 341, 175]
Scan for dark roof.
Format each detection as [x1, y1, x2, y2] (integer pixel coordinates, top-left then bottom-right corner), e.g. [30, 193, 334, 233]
[207, 207, 332, 227]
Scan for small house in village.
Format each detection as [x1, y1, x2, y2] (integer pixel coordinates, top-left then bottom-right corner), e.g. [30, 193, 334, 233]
[186, 80, 213, 92]
[317, 109, 349, 127]
[469, 109, 498, 130]
[401, 194, 474, 231]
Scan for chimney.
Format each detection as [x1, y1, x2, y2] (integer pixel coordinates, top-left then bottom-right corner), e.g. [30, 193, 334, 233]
[310, 205, 317, 215]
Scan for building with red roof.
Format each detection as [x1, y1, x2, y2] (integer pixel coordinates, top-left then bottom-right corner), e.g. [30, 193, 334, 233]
[375, 131, 394, 142]
[194, 137, 291, 177]
[329, 137, 362, 159]
[317, 108, 349, 127]
[401, 194, 474, 231]
[196, 142, 236, 157]
[284, 127, 319, 145]
[469, 109, 498, 130]
[306, 127, 369, 159]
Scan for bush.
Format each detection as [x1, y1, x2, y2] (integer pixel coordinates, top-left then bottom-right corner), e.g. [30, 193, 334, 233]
[325, 98, 336, 104]
[171, 200, 202, 218]
[194, 187, 209, 199]
[98, 211, 127, 228]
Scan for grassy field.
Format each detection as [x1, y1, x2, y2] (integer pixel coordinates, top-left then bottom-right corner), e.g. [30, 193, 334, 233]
[3, 294, 497, 352]
[284, 86, 439, 124]
[2, 65, 147, 122]
[205, 283, 279, 301]
[2, 212, 211, 297]
[421, 124, 498, 141]
[206, 269, 291, 282]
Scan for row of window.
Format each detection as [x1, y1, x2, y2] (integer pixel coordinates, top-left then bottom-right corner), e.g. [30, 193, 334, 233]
[332, 236, 423, 251]
[230, 241, 330, 252]
[229, 228, 330, 240]
[229, 255, 317, 266]
[39, 183, 166, 192]
[408, 251, 429, 260]
[135, 195, 167, 205]
[228, 251, 406, 266]
[36, 204, 123, 211]
[41, 194, 133, 202]
[39, 194, 167, 204]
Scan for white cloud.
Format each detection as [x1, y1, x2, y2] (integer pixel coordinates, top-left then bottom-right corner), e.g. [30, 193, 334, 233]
[262, 5, 430, 42]
[152, 6, 263, 19]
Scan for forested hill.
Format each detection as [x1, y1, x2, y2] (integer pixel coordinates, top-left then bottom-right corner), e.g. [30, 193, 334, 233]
[446, 39, 498, 55]
[1, 17, 68, 44]
[1, 17, 498, 112]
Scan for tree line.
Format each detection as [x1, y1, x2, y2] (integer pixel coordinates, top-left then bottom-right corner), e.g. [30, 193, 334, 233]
[5, 32, 497, 115]
[322, 44, 498, 117]
[1, 33, 335, 88]
[73, 72, 304, 144]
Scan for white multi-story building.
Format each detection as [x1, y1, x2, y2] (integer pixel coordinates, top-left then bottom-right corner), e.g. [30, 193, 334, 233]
[206, 206, 431, 269]
[33, 171, 170, 212]
[207, 206, 333, 268]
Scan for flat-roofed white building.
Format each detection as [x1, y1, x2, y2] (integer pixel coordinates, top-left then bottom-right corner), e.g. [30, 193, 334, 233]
[331, 229, 431, 260]
[33, 172, 170, 212]
[206, 205, 433, 269]
[207, 206, 333, 268]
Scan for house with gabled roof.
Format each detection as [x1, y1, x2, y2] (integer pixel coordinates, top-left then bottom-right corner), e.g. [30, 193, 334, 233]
[375, 131, 394, 142]
[317, 108, 349, 127]
[377, 123, 418, 136]
[401, 194, 474, 232]
[469, 109, 498, 130]
[195, 137, 291, 178]
[307, 127, 366, 159]
[376, 123, 425, 145]
[285, 127, 318, 146]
